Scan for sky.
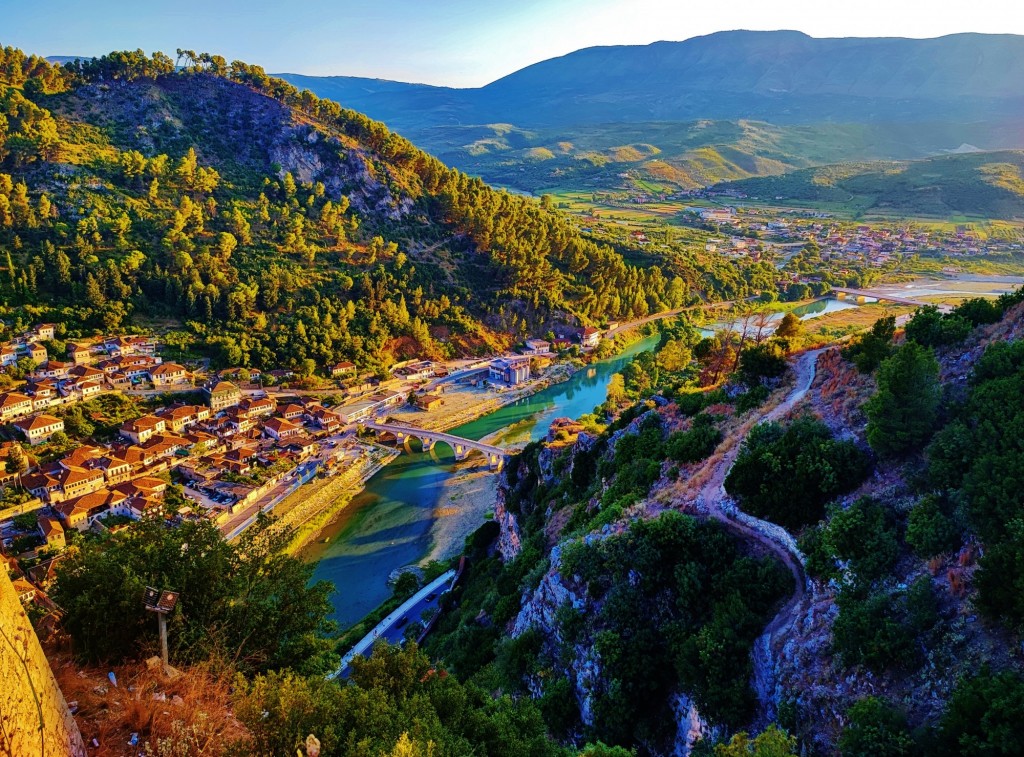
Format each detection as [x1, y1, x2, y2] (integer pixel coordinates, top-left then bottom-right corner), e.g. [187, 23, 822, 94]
[6, 0, 1023, 87]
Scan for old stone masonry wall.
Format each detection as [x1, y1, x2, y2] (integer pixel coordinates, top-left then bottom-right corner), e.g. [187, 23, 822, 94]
[0, 570, 85, 757]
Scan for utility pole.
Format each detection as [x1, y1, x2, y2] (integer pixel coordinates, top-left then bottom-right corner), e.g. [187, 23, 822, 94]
[143, 587, 179, 673]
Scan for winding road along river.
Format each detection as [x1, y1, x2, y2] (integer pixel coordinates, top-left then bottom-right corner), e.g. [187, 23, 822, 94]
[304, 335, 661, 626]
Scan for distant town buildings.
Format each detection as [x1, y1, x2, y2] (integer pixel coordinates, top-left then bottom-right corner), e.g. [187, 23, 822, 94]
[392, 360, 437, 382]
[335, 391, 405, 424]
[414, 394, 445, 411]
[522, 339, 552, 355]
[580, 328, 602, 349]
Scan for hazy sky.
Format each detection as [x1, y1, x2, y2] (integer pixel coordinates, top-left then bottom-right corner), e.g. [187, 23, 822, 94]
[6, 0, 1023, 87]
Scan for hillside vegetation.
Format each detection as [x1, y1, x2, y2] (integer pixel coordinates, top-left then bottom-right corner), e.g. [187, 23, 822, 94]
[0, 45, 717, 372]
[717, 151, 1024, 219]
[417, 294, 1024, 755]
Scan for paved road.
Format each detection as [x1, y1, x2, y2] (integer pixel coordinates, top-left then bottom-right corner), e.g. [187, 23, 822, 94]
[220, 460, 319, 540]
[332, 569, 457, 679]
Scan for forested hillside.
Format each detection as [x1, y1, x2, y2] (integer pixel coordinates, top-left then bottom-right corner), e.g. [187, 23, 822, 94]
[0, 45, 752, 373]
[415, 295, 1024, 755]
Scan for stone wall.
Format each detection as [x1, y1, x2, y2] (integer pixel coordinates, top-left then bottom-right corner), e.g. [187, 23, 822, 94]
[0, 570, 85, 757]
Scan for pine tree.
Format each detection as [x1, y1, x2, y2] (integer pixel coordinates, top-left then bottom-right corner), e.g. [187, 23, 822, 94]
[865, 342, 941, 458]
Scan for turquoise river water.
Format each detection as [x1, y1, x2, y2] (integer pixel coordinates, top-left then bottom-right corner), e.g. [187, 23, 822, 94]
[304, 334, 660, 626]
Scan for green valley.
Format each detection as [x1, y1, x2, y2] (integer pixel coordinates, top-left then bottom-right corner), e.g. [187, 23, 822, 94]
[5, 18, 1024, 757]
[716, 151, 1024, 221]
[406, 120, 1024, 198]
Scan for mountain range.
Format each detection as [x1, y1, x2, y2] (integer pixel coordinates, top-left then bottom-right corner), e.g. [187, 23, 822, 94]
[279, 31, 1024, 128]
[276, 31, 1024, 197]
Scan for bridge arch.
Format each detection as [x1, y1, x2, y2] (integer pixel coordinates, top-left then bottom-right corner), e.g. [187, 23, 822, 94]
[361, 421, 507, 471]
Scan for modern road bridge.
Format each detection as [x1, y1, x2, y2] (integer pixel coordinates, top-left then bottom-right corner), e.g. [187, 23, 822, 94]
[831, 287, 953, 313]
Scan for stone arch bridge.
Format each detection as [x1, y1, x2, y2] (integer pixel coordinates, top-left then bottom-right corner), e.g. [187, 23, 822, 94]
[360, 421, 507, 470]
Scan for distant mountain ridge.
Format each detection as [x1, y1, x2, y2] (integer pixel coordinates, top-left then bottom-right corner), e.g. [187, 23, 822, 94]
[272, 31, 1024, 198]
[277, 31, 1024, 129]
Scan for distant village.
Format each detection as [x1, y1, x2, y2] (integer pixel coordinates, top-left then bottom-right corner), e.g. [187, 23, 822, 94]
[592, 190, 1023, 272]
[0, 320, 608, 610]
[684, 203, 1022, 269]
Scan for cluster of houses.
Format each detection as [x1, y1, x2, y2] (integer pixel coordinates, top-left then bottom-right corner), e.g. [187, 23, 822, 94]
[65, 333, 189, 387]
[1, 370, 374, 605]
[0, 322, 55, 369]
[596, 187, 1021, 273]
[0, 319, 626, 609]
[682, 202, 1023, 268]
[0, 327, 194, 448]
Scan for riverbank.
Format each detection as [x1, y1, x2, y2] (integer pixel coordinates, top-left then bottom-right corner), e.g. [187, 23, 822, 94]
[274, 444, 400, 555]
[423, 458, 500, 564]
[289, 369, 570, 559]
[306, 333, 664, 627]
[414, 332, 669, 565]
[386, 363, 577, 434]
[384, 326, 658, 437]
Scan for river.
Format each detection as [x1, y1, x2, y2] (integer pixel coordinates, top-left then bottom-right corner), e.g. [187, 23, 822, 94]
[304, 334, 661, 626]
[304, 299, 859, 626]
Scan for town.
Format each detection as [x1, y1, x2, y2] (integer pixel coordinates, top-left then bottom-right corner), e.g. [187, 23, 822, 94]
[0, 320, 607, 613]
[566, 188, 1024, 279]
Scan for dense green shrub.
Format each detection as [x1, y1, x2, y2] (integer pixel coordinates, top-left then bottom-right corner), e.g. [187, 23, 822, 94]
[559, 512, 790, 745]
[952, 297, 1003, 327]
[233, 643, 568, 757]
[798, 524, 840, 582]
[865, 342, 941, 458]
[738, 341, 788, 385]
[823, 497, 901, 584]
[52, 516, 337, 674]
[934, 668, 1024, 756]
[832, 588, 915, 670]
[725, 416, 870, 530]
[842, 315, 895, 373]
[904, 305, 971, 348]
[905, 495, 961, 558]
[666, 416, 723, 464]
[711, 726, 798, 756]
[838, 697, 915, 757]
[735, 384, 771, 413]
[973, 521, 1024, 630]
